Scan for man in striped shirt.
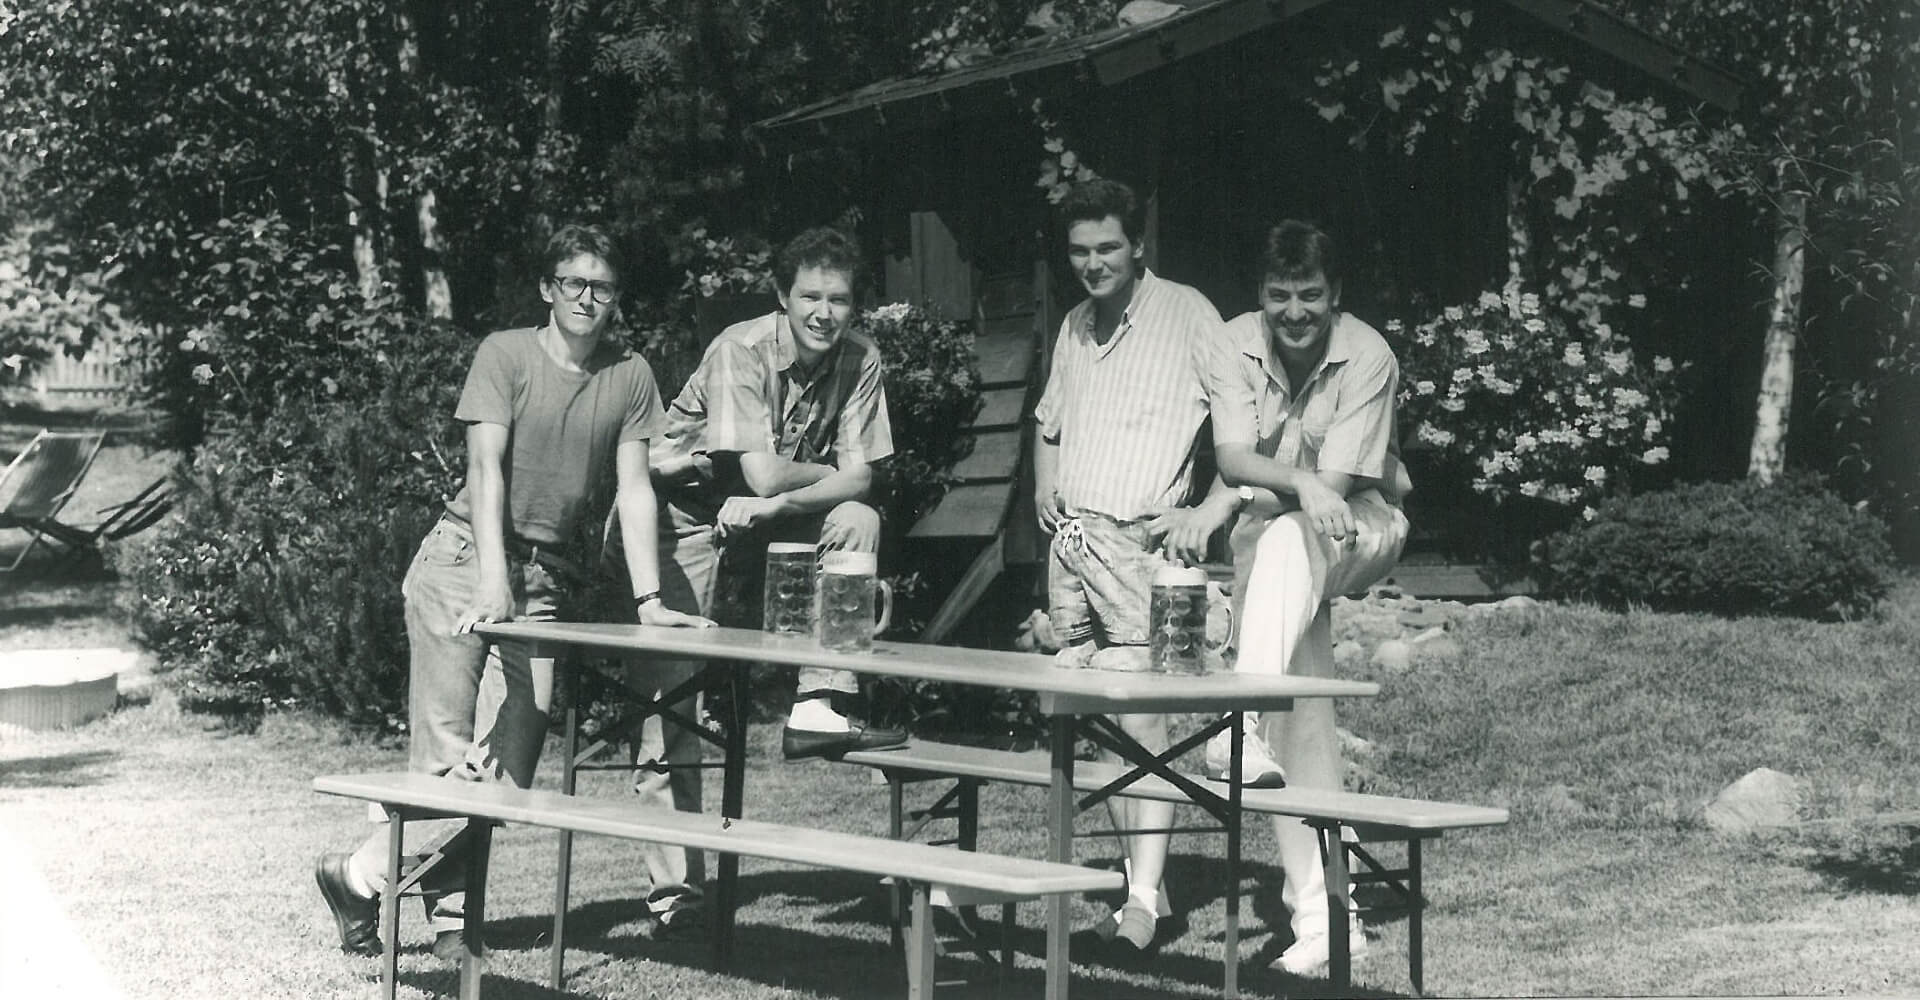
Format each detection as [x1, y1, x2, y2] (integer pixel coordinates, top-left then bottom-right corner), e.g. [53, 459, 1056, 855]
[1033, 178, 1245, 954]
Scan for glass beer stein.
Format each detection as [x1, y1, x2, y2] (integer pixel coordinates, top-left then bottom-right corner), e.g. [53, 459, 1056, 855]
[761, 542, 818, 637]
[1148, 565, 1210, 674]
[815, 550, 893, 653]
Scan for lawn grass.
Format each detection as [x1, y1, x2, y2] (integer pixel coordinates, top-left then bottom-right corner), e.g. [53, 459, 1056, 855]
[5, 405, 1918, 998]
[4, 576, 1918, 999]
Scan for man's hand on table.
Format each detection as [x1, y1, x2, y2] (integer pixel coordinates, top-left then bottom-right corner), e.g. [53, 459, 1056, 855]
[638, 601, 716, 629]
[453, 575, 515, 635]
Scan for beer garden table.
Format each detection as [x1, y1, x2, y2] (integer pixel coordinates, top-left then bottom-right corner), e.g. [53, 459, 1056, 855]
[474, 621, 1378, 999]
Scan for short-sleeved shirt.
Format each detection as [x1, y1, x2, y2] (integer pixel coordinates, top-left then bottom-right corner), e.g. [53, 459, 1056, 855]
[652, 311, 894, 519]
[1033, 269, 1232, 521]
[442, 327, 666, 549]
[1209, 311, 1401, 491]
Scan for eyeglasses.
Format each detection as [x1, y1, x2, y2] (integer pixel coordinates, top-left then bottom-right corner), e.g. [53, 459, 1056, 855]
[551, 275, 619, 304]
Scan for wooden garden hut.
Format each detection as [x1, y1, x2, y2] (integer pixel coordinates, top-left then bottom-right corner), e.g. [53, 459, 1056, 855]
[755, 0, 1748, 642]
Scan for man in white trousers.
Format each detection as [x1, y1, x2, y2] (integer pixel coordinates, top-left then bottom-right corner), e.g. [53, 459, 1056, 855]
[1204, 219, 1410, 975]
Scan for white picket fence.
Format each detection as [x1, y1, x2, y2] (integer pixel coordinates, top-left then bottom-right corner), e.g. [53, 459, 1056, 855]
[29, 340, 129, 402]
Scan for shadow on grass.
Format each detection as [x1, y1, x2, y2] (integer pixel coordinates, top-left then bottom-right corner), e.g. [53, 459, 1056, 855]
[0, 748, 120, 789]
[0, 602, 118, 628]
[472, 855, 1408, 999]
[1809, 832, 1920, 896]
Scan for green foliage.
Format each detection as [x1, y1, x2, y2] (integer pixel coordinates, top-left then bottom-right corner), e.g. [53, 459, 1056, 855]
[1608, 0, 1920, 532]
[1544, 474, 1897, 619]
[1396, 287, 1683, 511]
[864, 302, 983, 531]
[127, 315, 470, 725]
[0, 221, 136, 387]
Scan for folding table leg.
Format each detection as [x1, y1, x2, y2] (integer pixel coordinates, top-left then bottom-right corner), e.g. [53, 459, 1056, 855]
[887, 776, 906, 952]
[1224, 711, 1244, 999]
[1408, 838, 1424, 996]
[1324, 823, 1353, 991]
[1044, 718, 1075, 1000]
[551, 662, 583, 989]
[712, 662, 748, 970]
[382, 806, 404, 1000]
[461, 819, 492, 1000]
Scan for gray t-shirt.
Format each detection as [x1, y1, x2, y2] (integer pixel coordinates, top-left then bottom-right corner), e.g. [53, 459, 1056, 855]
[443, 327, 666, 550]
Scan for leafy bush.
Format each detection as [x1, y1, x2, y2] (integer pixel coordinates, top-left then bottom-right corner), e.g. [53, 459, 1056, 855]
[127, 313, 470, 725]
[1395, 287, 1684, 513]
[864, 301, 983, 532]
[1544, 474, 1896, 620]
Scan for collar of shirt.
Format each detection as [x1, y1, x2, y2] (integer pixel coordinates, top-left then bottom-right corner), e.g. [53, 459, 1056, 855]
[772, 315, 840, 385]
[1244, 311, 1360, 402]
[1077, 267, 1159, 357]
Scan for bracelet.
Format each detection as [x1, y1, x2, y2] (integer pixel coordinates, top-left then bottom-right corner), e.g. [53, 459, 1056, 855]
[633, 590, 662, 609]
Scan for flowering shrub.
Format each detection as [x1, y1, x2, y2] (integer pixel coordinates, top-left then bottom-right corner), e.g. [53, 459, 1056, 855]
[1394, 288, 1683, 512]
[0, 222, 140, 389]
[861, 301, 983, 530]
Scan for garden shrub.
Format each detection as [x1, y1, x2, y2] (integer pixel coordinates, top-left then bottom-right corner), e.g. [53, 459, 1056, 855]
[127, 314, 470, 726]
[1544, 473, 1896, 620]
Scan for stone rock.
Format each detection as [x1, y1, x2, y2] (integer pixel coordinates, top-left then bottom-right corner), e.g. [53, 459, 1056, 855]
[1332, 640, 1366, 666]
[1702, 767, 1806, 834]
[1408, 625, 1449, 645]
[1493, 595, 1540, 613]
[1411, 636, 1463, 663]
[1371, 583, 1404, 601]
[1117, 0, 1183, 26]
[1536, 783, 1592, 822]
[1370, 639, 1412, 671]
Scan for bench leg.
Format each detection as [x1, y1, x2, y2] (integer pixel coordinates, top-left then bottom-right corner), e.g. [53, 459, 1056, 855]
[888, 776, 906, 952]
[711, 662, 748, 971]
[382, 807, 404, 1000]
[1408, 838, 1423, 997]
[1225, 711, 1244, 1000]
[907, 882, 937, 1000]
[461, 819, 491, 1000]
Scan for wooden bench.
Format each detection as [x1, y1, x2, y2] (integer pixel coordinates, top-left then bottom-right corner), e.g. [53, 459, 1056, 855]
[841, 741, 1508, 995]
[314, 771, 1123, 1000]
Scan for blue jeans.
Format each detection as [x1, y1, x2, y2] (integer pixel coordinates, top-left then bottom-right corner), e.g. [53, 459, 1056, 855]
[347, 517, 569, 934]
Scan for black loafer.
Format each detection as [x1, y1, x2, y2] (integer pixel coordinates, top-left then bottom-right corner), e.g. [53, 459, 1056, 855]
[781, 722, 908, 760]
[315, 853, 380, 955]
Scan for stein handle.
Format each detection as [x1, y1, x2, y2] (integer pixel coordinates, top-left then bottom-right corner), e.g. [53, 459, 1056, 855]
[873, 579, 893, 637]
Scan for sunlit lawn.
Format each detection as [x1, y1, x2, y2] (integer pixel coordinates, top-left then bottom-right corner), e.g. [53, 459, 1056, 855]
[4, 566, 1918, 999]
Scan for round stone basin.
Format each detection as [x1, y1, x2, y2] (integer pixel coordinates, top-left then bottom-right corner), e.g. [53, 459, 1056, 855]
[0, 649, 137, 731]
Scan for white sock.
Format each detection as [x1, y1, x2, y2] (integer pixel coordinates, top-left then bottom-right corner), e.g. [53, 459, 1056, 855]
[1127, 885, 1160, 916]
[1119, 859, 1173, 918]
[346, 854, 381, 899]
[788, 697, 849, 733]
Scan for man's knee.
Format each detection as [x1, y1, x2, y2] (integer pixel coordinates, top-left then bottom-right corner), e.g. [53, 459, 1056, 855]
[824, 501, 881, 552]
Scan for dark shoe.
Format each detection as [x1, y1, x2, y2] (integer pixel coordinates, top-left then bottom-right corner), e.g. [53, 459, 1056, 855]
[315, 853, 380, 955]
[646, 887, 705, 941]
[781, 721, 908, 760]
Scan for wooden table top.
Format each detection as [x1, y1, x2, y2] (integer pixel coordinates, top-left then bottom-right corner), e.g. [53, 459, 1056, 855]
[474, 621, 1377, 714]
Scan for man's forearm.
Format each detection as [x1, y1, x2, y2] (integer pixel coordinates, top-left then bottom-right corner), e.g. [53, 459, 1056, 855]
[1219, 447, 1357, 499]
[773, 465, 872, 515]
[468, 462, 511, 587]
[1034, 438, 1060, 503]
[739, 452, 836, 497]
[616, 487, 663, 599]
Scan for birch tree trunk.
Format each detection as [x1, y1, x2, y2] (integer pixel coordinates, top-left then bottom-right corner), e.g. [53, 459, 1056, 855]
[1747, 186, 1808, 484]
[1504, 176, 1532, 304]
[396, 6, 453, 320]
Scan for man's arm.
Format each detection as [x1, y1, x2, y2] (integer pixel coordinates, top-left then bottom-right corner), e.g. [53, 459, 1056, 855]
[1033, 435, 1067, 534]
[1145, 473, 1241, 564]
[1217, 444, 1364, 541]
[614, 440, 715, 628]
[715, 456, 874, 539]
[737, 452, 837, 497]
[453, 421, 514, 634]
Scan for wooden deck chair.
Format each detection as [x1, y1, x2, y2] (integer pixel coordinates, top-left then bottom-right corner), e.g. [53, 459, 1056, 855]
[0, 429, 109, 572]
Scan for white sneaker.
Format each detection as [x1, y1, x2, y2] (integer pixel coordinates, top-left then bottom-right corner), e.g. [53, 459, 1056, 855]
[1273, 917, 1369, 975]
[1203, 722, 1286, 788]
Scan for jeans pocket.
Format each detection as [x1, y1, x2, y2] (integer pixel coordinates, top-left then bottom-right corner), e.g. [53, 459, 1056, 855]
[419, 521, 475, 568]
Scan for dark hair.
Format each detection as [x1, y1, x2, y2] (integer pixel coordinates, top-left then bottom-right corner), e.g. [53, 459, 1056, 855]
[1057, 178, 1144, 244]
[774, 227, 863, 295]
[1257, 220, 1340, 288]
[544, 223, 626, 284]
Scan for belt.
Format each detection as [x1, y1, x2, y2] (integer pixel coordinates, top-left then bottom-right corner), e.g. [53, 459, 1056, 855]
[506, 537, 589, 583]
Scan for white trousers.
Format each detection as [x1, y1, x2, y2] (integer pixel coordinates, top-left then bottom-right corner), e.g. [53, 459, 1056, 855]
[1228, 489, 1408, 938]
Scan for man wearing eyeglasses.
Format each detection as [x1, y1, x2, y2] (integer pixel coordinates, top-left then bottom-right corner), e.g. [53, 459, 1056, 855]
[314, 223, 712, 965]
